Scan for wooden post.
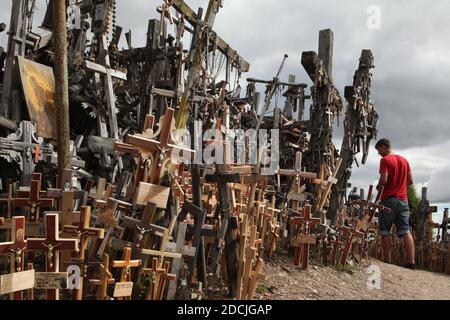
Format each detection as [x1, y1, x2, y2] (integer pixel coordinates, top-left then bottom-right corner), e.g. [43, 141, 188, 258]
[53, 0, 71, 186]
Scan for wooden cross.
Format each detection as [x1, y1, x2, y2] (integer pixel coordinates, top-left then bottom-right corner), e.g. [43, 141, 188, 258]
[121, 202, 159, 249]
[112, 247, 142, 282]
[246, 258, 266, 300]
[111, 247, 142, 300]
[176, 201, 206, 284]
[316, 158, 343, 212]
[205, 164, 241, 296]
[142, 257, 176, 300]
[0, 181, 14, 219]
[89, 253, 115, 300]
[0, 216, 27, 300]
[95, 198, 120, 257]
[27, 213, 79, 300]
[14, 179, 55, 222]
[64, 249, 102, 300]
[63, 206, 105, 260]
[290, 205, 321, 269]
[339, 225, 365, 265]
[139, 226, 183, 261]
[120, 107, 195, 184]
[329, 235, 341, 266]
[350, 185, 391, 232]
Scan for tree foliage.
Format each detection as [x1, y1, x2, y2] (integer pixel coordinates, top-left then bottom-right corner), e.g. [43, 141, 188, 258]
[408, 185, 420, 210]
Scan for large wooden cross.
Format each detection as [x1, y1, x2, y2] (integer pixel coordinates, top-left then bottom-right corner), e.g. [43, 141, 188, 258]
[205, 163, 241, 296]
[14, 179, 55, 222]
[117, 107, 195, 184]
[27, 213, 79, 300]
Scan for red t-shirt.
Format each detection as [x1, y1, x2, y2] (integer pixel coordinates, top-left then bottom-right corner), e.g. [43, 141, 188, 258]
[379, 154, 410, 201]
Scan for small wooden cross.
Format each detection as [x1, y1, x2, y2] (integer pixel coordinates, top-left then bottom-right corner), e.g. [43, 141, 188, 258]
[27, 213, 79, 300]
[121, 202, 159, 249]
[89, 253, 115, 300]
[316, 158, 343, 212]
[176, 201, 206, 284]
[0, 216, 27, 300]
[111, 247, 142, 300]
[350, 185, 391, 232]
[95, 198, 120, 257]
[64, 249, 102, 300]
[0, 181, 14, 219]
[290, 205, 320, 269]
[112, 246, 142, 282]
[32, 145, 42, 163]
[63, 206, 105, 260]
[142, 257, 176, 300]
[339, 225, 364, 265]
[14, 179, 55, 222]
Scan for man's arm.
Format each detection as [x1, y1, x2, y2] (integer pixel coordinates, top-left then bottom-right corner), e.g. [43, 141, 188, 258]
[407, 170, 413, 186]
[377, 172, 388, 191]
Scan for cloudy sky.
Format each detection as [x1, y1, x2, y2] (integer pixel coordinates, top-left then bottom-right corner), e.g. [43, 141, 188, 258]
[1, 0, 449, 221]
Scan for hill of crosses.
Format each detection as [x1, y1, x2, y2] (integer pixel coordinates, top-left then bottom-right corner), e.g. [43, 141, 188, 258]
[0, 0, 448, 301]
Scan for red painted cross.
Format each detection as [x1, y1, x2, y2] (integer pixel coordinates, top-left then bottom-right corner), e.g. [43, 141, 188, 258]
[14, 179, 55, 222]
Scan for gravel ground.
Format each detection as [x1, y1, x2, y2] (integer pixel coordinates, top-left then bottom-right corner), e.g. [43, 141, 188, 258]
[255, 255, 450, 300]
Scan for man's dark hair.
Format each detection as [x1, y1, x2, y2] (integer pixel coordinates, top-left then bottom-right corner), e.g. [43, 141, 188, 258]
[375, 138, 391, 149]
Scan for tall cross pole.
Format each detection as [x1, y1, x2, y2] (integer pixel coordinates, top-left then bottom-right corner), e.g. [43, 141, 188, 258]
[53, 0, 71, 186]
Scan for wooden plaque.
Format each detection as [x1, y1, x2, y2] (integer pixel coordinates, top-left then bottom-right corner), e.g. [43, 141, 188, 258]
[133, 182, 170, 209]
[113, 282, 133, 297]
[292, 234, 316, 246]
[35, 272, 68, 289]
[0, 270, 35, 294]
[17, 56, 57, 140]
[182, 245, 197, 257]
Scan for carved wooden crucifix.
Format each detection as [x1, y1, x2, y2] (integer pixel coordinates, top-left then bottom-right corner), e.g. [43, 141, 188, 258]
[27, 213, 79, 300]
[14, 179, 55, 223]
[0, 216, 27, 300]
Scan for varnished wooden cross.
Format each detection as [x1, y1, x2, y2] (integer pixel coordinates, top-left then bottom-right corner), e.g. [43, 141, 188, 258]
[112, 247, 142, 300]
[63, 206, 105, 260]
[14, 179, 55, 222]
[121, 202, 159, 249]
[0, 216, 27, 300]
[89, 253, 115, 300]
[112, 246, 142, 282]
[95, 198, 120, 257]
[119, 107, 195, 184]
[142, 257, 176, 300]
[27, 213, 79, 300]
[339, 225, 364, 265]
[290, 205, 320, 269]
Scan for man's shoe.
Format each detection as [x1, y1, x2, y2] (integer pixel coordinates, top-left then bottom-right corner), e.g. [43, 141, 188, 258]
[403, 263, 416, 270]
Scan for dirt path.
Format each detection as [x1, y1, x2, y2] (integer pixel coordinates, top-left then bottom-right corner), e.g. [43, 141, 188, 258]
[256, 255, 450, 300]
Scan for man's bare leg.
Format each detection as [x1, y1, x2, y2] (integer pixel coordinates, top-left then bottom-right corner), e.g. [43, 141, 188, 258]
[403, 232, 415, 264]
[382, 235, 392, 263]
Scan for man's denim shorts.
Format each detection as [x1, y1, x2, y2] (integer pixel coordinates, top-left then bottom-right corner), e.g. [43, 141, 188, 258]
[378, 196, 411, 237]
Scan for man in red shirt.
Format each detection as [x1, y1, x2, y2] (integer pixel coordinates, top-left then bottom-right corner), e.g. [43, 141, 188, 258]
[375, 139, 416, 269]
